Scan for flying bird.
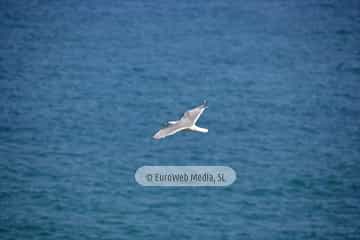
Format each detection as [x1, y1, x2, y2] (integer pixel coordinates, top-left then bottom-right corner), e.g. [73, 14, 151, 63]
[153, 101, 208, 140]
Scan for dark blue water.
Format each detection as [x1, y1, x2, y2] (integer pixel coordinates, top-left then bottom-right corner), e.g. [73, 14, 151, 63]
[1, 0, 360, 239]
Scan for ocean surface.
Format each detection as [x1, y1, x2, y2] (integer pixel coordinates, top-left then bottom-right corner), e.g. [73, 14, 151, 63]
[1, 0, 360, 239]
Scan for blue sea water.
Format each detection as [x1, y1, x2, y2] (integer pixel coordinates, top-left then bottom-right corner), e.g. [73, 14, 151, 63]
[1, 0, 360, 239]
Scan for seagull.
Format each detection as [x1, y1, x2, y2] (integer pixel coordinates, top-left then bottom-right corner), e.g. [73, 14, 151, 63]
[153, 101, 208, 140]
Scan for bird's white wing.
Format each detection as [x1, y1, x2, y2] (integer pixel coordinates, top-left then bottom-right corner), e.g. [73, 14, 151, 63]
[181, 102, 207, 124]
[153, 122, 188, 140]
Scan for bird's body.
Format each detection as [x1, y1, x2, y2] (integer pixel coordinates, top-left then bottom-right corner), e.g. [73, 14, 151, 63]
[153, 101, 208, 140]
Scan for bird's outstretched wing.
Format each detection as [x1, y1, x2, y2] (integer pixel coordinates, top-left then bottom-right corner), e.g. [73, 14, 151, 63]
[181, 101, 208, 124]
[153, 122, 188, 140]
